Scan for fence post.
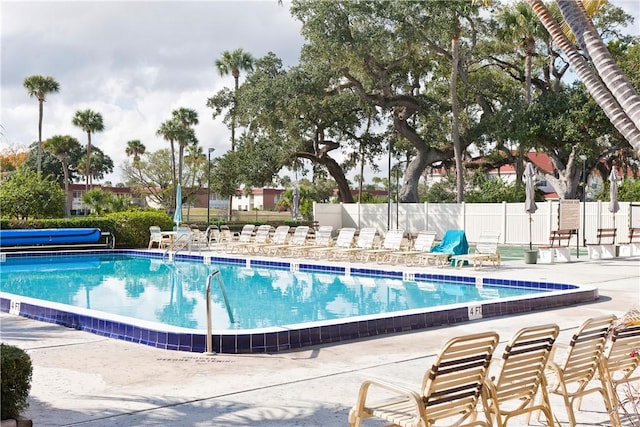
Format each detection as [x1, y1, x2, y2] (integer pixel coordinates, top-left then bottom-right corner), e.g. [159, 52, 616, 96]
[461, 201, 466, 231]
[501, 201, 507, 244]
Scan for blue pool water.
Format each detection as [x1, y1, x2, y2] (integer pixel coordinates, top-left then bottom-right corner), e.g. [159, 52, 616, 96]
[0, 250, 597, 353]
[1, 253, 544, 330]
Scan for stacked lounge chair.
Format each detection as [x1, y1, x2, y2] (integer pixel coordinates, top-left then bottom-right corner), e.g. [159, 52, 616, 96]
[306, 227, 356, 259]
[329, 227, 377, 261]
[386, 230, 437, 265]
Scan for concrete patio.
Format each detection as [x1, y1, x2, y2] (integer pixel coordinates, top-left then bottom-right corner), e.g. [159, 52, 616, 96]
[1, 255, 639, 426]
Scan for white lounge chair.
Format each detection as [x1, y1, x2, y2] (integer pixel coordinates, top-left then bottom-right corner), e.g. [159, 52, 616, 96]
[254, 225, 291, 255]
[148, 226, 172, 249]
[268, 226, 310, 257]
[389, 230, 437, 265]
[231, 224, 272, 254]
[223, 224, 256, 253]
[451, 231, 501, 269]
[306, 227, 356, 259]
[329, 228, 377, 261]
[361, 229, 405, 263]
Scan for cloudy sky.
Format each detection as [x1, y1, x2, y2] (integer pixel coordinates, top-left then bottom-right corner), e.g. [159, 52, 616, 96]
[1, 1, 639, 185]
[1, 0, 304, 183]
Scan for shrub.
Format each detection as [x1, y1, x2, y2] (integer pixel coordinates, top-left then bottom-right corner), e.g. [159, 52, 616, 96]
[107, 210, 173, 248]
[1, 343, 33, 420]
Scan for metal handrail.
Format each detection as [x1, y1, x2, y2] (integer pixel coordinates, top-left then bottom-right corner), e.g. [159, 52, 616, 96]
[205, 270, 236, 355]
[163, 233, 191, 259]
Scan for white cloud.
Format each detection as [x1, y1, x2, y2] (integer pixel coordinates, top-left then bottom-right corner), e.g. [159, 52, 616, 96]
[1, 0, 304, 183]
[1, 0, 637, 185]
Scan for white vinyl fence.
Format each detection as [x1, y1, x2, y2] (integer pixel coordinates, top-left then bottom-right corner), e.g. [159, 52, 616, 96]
[314, 201, 638, 246]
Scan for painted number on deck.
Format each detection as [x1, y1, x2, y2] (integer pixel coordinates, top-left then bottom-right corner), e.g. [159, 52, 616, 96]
[9, 300, 20, 315]
[468, 305, 482, 320]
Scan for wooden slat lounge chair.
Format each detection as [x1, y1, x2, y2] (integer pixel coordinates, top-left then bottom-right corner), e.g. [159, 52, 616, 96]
[451, 231, 501, 270]
[599, 314, 640, 424]
[306, 227, 355, 259]
[484, 324, 559, 427]
[544, 315, 618, 427]
[348, 331, 500, 427]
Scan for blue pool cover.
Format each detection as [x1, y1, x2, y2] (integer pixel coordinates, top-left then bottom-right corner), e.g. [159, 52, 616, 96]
[0, 228, 102, 246]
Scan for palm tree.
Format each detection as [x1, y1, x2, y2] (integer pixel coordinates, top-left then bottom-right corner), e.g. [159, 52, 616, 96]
[43, 135, 81, 217]
[72, 109, 105, 189]
[214, 48, 254, 151]
[525, 0, 640, 151]
[23, 75, 60, 174]
[497, 1, 547, 105]
[156, 119, 182, 188]
[215, 48, 254, 221]
[496, 1, 548, 184]
[171, 108, 199, 186]
[125, 140, 146, 164]
[554, 0, 640, 149]
[469, 0, 640, 152]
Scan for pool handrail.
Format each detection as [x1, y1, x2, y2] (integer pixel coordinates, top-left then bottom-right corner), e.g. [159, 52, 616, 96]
[205, 270, 235, 355]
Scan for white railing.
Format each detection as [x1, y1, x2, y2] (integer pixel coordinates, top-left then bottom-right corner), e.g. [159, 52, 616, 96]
[314, 201, 637, 246]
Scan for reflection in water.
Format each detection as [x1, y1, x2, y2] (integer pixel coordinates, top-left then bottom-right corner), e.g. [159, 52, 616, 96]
[0, 254, 544, 330]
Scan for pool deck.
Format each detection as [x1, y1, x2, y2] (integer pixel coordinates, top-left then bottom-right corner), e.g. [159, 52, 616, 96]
[1, 255, 639, 426]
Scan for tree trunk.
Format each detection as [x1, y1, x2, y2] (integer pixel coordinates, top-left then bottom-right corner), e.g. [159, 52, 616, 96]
[297, 152, 354, 203]
[86, 131, 92, 190]
[394, 114, 453, 203]
[62, 159, 70, 217]
[37, 99, 43, 175]
[557, 0, 640, 136]
[451, 29, 464, 203]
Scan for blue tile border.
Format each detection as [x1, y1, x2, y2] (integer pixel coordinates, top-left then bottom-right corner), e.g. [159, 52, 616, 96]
[0, 249, 598, 354]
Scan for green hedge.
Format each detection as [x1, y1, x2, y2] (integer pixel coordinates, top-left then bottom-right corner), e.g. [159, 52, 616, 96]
[107, 211, 174, 248]
[0, 211, 174, 249]
[1, 343, 32, 420]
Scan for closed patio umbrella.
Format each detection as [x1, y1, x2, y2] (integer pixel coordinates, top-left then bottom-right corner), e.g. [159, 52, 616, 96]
[173, 184, 183, 226]
[609, 168, 620, 230]
[525, 162, 538, 250]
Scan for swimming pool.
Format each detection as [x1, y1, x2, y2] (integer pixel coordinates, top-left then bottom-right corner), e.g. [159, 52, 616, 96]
[0, 250, 598, 353]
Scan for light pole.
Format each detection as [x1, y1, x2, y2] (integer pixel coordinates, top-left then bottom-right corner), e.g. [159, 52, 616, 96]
[579, 154, 587, 252]
[207, 148, 215, 224]
[396, 165, 400, 229]
[387, 139, 392, 231]
[395, 160, 406, 230]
